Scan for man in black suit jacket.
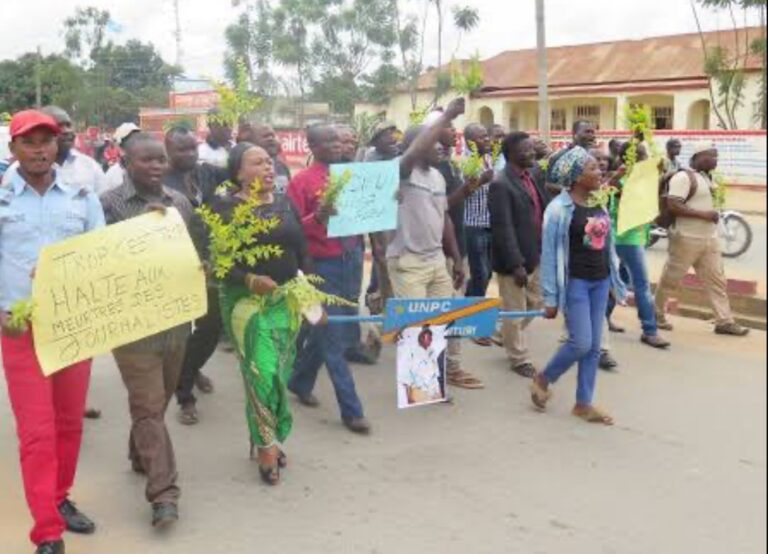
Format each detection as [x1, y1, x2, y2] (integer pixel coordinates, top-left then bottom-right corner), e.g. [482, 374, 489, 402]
[489, 132, 551, 378]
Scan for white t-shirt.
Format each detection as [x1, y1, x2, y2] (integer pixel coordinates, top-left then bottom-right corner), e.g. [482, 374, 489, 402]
[104, 164, 125, 191]
[198, 142, 229, 169]
[668, 171, 717, 238]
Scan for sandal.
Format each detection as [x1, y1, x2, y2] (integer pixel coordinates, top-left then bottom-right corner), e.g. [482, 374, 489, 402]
[572, 406, 614, 426]
[257, 447, 281, 486]
[447, 370, 485, 390]
[472, 338, 494, 347]
[529, 377, 552, 410]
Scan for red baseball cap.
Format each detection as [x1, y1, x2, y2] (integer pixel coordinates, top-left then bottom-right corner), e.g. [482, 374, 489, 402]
[9, 110, 61, 139]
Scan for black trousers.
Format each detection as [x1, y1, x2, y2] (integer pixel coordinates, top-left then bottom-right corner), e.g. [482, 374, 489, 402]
[176, 287, 223, 406]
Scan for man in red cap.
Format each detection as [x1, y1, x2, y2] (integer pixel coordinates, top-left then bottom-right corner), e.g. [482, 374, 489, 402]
[1, 110, 105, 554]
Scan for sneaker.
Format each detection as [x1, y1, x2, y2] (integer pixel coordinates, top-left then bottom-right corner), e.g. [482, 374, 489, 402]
[714, 322, 750, 337]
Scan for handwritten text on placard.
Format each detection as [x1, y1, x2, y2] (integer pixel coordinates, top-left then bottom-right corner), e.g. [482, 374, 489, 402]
[31, 208, 207, 375]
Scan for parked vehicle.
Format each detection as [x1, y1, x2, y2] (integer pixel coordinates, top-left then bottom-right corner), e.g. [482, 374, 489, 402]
[648, 209, 754, 258]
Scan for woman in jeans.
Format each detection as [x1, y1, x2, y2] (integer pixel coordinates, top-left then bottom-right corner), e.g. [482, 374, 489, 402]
[532, 147, 627, 425]
[608, 142, 670, 348]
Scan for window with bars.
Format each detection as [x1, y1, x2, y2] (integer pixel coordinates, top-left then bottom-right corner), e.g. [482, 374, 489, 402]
[574, 105, 601, 129]
[652, 106, 674, 130]
[551, 108, 567, 131]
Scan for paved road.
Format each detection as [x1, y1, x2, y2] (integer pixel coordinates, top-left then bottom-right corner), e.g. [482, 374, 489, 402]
[1, 311, 765, 554]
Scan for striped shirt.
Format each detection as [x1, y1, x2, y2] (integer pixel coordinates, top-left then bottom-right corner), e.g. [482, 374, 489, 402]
[99, 176, 200, 353]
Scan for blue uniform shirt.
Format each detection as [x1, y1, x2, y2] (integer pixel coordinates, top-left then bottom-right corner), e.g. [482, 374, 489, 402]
[0, 170, 105, 311]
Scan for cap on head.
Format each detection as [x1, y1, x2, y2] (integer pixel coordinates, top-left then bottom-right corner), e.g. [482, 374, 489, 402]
[9, 110, 60, 139]
[369, 121, 397, 145]
[691, 141, 716, 158]
[114, 123, 141, 147]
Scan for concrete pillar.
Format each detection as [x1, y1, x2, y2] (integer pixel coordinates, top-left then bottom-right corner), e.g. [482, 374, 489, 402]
[615, 94, 628, 130]
[673, 94, 691, 130]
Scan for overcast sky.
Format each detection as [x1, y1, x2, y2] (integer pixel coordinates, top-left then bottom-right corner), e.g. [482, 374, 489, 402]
[1, 0, 761, 79]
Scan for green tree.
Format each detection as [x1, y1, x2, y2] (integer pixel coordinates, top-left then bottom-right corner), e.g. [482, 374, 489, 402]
[63, 6, 111, 67]
[0, 54, 84, 115]
[692, 0, 766, 129]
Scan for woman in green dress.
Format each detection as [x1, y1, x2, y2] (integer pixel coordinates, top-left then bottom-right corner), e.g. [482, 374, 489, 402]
[210, 143, 311, 485]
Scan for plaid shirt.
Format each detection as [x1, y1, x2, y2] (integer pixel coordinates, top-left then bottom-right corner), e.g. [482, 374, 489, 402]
[463, 154, 496, 229]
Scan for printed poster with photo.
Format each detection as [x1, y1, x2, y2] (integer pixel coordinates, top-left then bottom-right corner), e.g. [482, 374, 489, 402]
[397, 325, 448, 409]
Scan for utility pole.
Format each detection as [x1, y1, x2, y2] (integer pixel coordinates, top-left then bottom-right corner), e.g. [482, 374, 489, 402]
[173, 0, 183, 69]
[35, 46, 43, 108]
[535, 0, 550, 143]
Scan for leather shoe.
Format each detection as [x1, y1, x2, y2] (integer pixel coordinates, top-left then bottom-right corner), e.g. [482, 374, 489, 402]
[641, 334, 671, 349]
[36, 541, 65, 554]
[58, 500, 95, 535]
[291, 390, 320, 408]
[152, 503, 179, 529]
[599, 351, 619, 371]
[715, 322, 750, 337]
[343, 417, 371, 435]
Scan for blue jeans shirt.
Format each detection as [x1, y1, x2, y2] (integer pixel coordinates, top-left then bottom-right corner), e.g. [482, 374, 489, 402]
[540, 190, 627, 313]
[0, 173, 105, 311]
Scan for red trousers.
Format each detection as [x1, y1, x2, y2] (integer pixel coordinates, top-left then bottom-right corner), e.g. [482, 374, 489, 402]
[1, 331, 91, 545]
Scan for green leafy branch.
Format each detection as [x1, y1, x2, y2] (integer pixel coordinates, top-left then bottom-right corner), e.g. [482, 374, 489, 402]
[209, 58, 263, 129]
[321, 169, 354, 209]
[197, 181, 283, 280]
[623, 104, 660, 177]
[451, 54, 484, 96]
[7, 299, 36, 333]
[712, 170, 728, 209]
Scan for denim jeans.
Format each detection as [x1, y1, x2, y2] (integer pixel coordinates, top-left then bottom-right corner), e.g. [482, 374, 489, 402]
[289, 247, 365, 421]
[615, 245, 658, 336]
[465, 227, 493, 297]
[543, 277, 610, 406]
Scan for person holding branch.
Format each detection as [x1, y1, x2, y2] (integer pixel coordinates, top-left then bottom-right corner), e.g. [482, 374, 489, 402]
[1, 110, 104, 554]
[531, 147, 627, 425]
[208, 142, 312, 485]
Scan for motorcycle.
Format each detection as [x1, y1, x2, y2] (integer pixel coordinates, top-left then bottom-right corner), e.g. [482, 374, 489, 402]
[648, 210, 754, 259]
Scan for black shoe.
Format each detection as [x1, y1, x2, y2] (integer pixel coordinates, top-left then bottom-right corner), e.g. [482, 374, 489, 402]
[343, 417, 371, 435]
[58, 500, 95, 535]
[36, 541, 65, 554]
[152, 503, 179, 529]
[599, 351, 619, 371]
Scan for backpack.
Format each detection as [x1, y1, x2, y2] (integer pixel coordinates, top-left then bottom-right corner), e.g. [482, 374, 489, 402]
[656, 169, 698, 229]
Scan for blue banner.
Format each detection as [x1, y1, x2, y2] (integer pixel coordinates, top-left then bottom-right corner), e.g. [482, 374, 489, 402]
[383, 298, 500, 340]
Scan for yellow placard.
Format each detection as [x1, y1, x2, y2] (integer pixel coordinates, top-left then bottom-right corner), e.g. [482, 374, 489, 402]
[31, 208, 207, 376]
[617, 157, 662, 236]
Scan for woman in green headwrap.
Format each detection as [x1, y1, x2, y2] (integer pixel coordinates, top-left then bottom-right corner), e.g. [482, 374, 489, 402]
[209, 142, 311, 485]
